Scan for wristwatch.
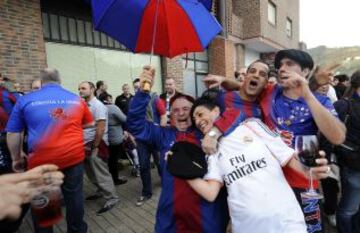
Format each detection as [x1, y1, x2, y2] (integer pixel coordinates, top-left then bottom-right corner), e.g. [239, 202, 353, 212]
[208, 129, 218, 139]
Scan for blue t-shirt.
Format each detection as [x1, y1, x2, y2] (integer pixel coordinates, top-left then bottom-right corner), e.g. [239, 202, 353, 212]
[6, 83, 93, 169]
[271, 86, 338, 137]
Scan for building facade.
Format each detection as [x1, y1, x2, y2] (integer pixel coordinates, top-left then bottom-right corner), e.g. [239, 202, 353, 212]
[0, 0, 300, 97]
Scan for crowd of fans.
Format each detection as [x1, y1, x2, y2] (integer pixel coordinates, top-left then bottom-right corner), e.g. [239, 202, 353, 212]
[0, 48, 359, 233]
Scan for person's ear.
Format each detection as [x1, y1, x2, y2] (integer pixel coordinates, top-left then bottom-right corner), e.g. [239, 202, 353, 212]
[302, 68, 310, 78]
[211, 106, 220, 120]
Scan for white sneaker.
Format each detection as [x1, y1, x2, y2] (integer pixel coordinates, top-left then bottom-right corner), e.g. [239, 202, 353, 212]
[327, 214, 337, 227]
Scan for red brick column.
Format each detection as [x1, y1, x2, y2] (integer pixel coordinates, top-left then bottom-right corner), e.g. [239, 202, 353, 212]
[208, 37, 235, 78]
[0, 0, 46, 91]
[161, 56, 184, 92]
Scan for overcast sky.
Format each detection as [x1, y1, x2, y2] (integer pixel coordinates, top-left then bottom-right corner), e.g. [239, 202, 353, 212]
[300, 0, 360, 48]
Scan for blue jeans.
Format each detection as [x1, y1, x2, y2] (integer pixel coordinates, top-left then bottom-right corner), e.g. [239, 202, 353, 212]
[337, 167, 360, 233]
[33, 163, 87, 233]
[136, 140, 160, 197]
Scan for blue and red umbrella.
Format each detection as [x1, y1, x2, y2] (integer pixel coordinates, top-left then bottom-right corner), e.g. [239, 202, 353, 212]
[198, 0, 213, 11]
[90, 0, 221, 58]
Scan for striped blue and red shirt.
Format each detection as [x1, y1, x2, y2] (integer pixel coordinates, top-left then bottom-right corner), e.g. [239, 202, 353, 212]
[0, 86, 18, 132]
[127, 91, 229, 233]
[214, 90, 262, 135]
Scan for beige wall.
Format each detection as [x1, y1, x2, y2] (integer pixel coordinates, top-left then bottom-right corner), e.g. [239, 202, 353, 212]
[230, 0, 299, 48]
[260, 0, 300, 49]
[45, 42, 163, 97]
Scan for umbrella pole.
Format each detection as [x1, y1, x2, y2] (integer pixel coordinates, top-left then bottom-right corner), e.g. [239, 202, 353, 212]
[150, 0, 160, 65]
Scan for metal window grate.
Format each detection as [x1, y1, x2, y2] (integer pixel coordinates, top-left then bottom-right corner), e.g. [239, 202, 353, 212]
[182, 51, 209, 97]
[41, 12, 128, 51]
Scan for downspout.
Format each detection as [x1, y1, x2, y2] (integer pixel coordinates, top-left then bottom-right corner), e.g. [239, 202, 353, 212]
[219, 0, 228, 39]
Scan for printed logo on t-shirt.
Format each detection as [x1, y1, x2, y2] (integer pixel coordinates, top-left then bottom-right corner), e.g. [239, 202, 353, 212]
[242, 135, 253, 144]
[50, 108, 67, 120]
[222, 153, 267, 186]
[301, 197, 322, 233]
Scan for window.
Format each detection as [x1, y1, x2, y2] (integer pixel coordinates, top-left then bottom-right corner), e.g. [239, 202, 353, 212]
[41, 12, 127, 51]
[49, 14, 60, 40]
[68, 18, 77, 42]
[286, 18, 292, 38]
[182, 51, 209, 98]
[42, 13, 50, 38]
[268, 1, 276, 26]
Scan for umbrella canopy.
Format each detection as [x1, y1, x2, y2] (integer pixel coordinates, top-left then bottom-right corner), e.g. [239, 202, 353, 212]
[91, 0, 222, 58]
[86, 0, 213, 11]
[199, 0, 212, 11]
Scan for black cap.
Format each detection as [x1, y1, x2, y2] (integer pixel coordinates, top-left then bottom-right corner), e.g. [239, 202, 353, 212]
[274, 49, 314, 70]
[167, 141, 207, 179]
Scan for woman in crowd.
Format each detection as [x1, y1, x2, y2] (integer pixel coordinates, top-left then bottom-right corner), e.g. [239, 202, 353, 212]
[187, 97, 331, 233]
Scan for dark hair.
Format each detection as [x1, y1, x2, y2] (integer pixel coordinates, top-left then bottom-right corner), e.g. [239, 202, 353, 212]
[96, 80, 104, 89]
[169, 94, 195, 107]
[201, 88, 221, 100]
[133, 78, 140, 84]
[343, 70, 360, 98]
[269, 70, 278, 78]
[87, 81, 95, 90]
[247, 60, 270, 77]
[98, 92, 112, 104]
[234, 71, 240, 78]
[190, 96, 219, 125]
[334, 74, 349, 83]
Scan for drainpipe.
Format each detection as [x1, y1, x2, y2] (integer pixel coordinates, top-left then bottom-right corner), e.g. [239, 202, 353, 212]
[219, 0, 228, 39]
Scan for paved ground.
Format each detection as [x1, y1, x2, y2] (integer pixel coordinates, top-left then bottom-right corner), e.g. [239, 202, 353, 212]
[18, 162, 161, 233]
[17, 162, 337, 233]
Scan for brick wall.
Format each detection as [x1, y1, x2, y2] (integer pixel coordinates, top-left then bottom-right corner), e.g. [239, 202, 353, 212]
[161, 56, 184, 92]
[0, 0, 46, 91]
[233, 0, 261, 39]
[209, 37, 235, 78]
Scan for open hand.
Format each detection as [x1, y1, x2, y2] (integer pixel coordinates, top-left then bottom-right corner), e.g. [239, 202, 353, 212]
[203, 75, 225, 89]
[312, 64, 340, 86]
[281, 71, 312, 99]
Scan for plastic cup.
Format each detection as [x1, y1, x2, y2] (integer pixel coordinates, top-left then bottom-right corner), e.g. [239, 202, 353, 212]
[31, 185, 63, 228]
